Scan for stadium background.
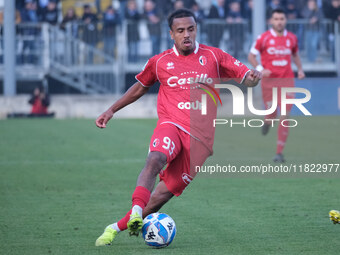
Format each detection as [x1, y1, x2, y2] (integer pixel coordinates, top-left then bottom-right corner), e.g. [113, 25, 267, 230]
[0, 1, 340, 255]
[0, 0, 339, 117]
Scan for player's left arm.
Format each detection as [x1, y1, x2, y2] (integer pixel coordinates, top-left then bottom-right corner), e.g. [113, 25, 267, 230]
[291, 34, 305, 80]
[218, 49, 262, 87]
[242, 69, 262, 87]
[292, 52, 305, 79]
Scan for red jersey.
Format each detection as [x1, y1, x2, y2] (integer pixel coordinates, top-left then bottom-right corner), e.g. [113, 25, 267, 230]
[31, 98, 48, 114]
[250, 28, 298, 80]
[136, 42, 249, 153]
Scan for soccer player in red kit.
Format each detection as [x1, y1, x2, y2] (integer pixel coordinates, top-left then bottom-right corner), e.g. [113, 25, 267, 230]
[95, 9, 261, 246]
[248, 8, 305, 163]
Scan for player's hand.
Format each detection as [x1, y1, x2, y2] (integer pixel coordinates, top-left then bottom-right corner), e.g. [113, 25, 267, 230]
[297, 69, 305, 79]
[95, 110, 113, 129]
[262, 69, 272, 77]
[248, 69, 262, 82]
[244, 69, 262, 87]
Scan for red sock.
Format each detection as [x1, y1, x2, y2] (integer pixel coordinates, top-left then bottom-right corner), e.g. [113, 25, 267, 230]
[117, 209, 132, 231]
[277, 122, 289, 154]
[117, 186, 151, 231]
[132, 186, 151, 209]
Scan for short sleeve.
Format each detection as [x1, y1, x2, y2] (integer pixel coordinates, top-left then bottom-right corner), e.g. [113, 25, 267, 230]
[135, 56, 158, 87]
[218, 50, 250, 83]
[250, 35, 262, 55]
[291, 34, 298, 55]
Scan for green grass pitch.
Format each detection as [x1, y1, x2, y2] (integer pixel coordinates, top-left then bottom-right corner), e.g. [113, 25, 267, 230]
[0, 117, 339, 255]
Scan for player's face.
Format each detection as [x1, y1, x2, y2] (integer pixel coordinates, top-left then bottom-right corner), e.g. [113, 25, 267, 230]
[170, 17, 197, 55]
[270, 13, 287, 33]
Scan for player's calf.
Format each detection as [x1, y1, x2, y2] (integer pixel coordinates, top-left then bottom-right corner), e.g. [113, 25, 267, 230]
[262, 122, 271, 135]
[143, 181, 174, 218]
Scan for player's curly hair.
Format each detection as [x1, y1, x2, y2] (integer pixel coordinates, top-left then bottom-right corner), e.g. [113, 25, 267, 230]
[168, 8, 197, 30]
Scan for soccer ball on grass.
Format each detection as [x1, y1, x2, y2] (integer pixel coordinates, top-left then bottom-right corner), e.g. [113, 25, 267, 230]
[142, 212, 176, 248]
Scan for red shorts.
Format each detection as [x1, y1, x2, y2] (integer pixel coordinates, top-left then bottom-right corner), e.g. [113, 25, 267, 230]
[262, 78, 295, 119]
[149, 123, 210, 196]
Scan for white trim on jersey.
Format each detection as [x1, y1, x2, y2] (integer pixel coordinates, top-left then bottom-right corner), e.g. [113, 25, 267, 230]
[270, 28, 276, 37]
[160, 121, 200, 141]
[135, 76, 149, 87]
[270, 28, 288, 37]
[240, 70, 251, 84]
[172, 45, 179, 56]
[194, 41, 199, 54]
[172, 41, 199, 56]
[250, 41, 259, 55]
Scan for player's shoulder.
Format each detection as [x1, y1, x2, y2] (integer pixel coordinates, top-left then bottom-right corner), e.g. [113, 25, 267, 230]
[199, 43, 217, 51]
[257, 30, 272, 41]
[198, 43, 225, 57]
[263, 30, 273, 36]
[155, 48, 176, 60]
[143, 49, 176, 70]
[286, 31, 298, 40]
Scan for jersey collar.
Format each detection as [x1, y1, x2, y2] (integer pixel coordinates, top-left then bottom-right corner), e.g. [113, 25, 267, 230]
[270, 28, 287, 37]
[172, 41, 199, 56]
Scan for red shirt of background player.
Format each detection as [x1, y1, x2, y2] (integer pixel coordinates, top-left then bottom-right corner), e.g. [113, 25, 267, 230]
[31, 97, 48, 114]
[28, 87, 50, 114]
[250, 28, 298, 87]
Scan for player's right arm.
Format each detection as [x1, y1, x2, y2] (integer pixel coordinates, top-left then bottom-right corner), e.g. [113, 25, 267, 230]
[291, 36, 305, 80]
[96, 55, 158, 128]
[248, 52, 272, 77]
[95, 82, 149, 128]
[247, 52, 260, 69]
[248, 35, 272, 77]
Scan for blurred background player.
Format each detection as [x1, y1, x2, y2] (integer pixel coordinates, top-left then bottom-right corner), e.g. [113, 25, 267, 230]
[102, 5, 121, 57]
[248, 8, 305, 163]
[206, 0, 227, 47]
[81, 4, 98, 63]
[28, 85, 50, 115]
[300, 0, 323, 63]
[143, 0, 162, 56]
[125, 0, 140, 62]
[94, 8, 261, 246]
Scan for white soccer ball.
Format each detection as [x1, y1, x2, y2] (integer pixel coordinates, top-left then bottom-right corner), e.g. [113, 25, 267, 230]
[142, 212, 176, 248]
